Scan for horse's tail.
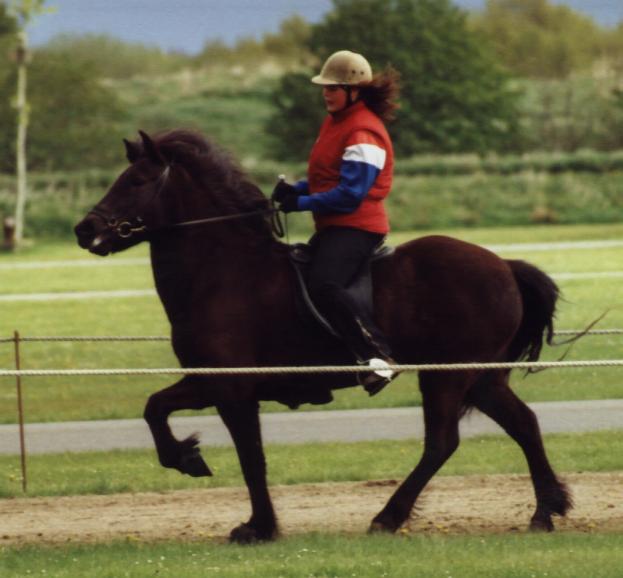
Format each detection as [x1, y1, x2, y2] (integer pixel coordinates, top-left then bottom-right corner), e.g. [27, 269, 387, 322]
[506, 259, 559, 362]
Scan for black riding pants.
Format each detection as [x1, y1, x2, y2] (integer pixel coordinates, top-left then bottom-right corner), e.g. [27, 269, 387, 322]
[307, 226, 390, 361]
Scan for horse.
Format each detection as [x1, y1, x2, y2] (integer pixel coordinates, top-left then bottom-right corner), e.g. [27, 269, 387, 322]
[74, 129, 572, 543]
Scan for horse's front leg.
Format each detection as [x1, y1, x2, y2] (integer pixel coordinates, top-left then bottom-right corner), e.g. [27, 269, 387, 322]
[144, 376, 212, 477]
[217, 401, 278, 543]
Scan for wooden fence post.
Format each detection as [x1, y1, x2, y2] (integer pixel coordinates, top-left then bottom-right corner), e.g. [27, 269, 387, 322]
[14, 330, 27, 492]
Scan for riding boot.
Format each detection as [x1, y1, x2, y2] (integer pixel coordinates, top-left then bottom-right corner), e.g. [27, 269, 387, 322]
[312, 286, 396, 396]
[346, 320, 396, 396]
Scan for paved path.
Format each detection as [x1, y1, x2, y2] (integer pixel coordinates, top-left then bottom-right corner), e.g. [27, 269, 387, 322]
[1, 400, 621, 455]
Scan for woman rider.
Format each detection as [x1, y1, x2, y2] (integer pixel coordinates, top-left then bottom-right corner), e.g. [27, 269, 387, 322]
[273, 50, 400, 395]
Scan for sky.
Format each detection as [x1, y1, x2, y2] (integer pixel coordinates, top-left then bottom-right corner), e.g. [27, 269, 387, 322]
[24, 0, 623, 55]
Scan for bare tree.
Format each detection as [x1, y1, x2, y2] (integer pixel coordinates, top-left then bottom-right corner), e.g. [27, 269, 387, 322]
[7, 0, 51, 247]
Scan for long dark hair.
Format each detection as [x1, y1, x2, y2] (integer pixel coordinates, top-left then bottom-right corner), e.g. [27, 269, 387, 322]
[359, 66, 401, 122]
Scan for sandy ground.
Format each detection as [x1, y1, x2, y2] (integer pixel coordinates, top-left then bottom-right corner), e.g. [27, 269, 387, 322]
[1, 473, 621, 545]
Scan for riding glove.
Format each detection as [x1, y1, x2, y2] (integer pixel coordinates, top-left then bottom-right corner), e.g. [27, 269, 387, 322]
[272, 180, 298, 203]
[278, 194, 300, 213]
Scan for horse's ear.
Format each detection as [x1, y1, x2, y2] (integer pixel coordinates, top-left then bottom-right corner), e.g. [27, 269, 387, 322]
[139, 130, 165, 165]
[123, 138, 141, 164]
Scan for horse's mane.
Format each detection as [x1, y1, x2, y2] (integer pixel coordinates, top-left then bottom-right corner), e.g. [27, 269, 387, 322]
[151, 130, 273, 237]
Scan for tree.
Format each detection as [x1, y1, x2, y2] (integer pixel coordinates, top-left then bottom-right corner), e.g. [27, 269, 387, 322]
[262, 15, 313, 66]
[0, 51, 128, 172]
[267, 0, 521, 159]
[472, 0, 603, 79]
[195, 15, 313, 72]
[267, 72, 327, 162]
[5, 0, 51, 246]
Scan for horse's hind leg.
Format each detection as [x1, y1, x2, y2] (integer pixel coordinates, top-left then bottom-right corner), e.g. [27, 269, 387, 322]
[370, 371, 467, 533]
[467, 370, 572, 531]
[144, 376, 212, 477]
[217, 402, 278, 543]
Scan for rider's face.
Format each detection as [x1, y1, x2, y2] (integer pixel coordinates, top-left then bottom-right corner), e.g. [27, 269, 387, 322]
[322, 85, 358, 113]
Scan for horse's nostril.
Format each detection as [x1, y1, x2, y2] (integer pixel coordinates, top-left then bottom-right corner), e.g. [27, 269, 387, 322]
[74, 218, 96, 239]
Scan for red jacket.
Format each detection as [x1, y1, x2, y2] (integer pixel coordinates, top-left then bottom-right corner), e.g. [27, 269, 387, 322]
[296, 100, 394, 234]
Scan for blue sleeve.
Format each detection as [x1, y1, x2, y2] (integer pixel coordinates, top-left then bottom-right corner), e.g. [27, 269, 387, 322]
[297, 160, 380, 214]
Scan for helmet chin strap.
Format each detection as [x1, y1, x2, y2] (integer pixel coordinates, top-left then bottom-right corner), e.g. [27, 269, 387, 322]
[344, 85, 356, 107]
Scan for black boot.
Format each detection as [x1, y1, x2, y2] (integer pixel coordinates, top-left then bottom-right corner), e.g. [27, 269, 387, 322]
[311, 285, 397, 396]
[349, 316, 397, 395]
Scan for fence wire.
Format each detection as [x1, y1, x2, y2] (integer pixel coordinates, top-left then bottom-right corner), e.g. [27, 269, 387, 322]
[1, 329, 622, 345]
[1, 358, 623, 379]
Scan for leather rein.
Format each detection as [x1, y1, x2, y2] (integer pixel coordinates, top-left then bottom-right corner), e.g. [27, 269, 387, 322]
[88, 165, 284, 240]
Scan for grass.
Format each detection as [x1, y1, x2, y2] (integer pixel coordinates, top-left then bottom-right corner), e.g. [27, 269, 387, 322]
[0, 430, 621, 498]
[1, 531, 622, 578]
[0, 224, 622, 423]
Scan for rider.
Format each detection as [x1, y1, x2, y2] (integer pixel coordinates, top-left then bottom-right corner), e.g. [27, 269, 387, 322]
[273, 50, 400, 395]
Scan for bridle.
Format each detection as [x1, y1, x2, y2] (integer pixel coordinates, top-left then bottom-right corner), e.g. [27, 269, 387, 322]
[88, 164, 284, 240]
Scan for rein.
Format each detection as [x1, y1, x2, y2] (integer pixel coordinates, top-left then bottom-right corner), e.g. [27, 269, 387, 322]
[161, 206, 284, 238]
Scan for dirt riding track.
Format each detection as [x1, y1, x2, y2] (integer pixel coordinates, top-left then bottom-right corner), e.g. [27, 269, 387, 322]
[2, 473, 621, 544]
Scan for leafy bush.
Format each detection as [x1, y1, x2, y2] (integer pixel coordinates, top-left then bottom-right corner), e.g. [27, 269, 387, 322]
[396, 150, 623, 176]
[518, 76, 623, 152]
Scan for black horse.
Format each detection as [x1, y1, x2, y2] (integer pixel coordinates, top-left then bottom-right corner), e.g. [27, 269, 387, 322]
[75, 130, 571, 542]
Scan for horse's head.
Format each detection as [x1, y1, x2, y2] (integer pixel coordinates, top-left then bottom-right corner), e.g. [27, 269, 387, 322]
[76, 129, 273, 255]
[75, 131, 174, 255]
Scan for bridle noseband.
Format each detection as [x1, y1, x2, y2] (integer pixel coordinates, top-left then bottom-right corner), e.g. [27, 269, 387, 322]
[86, 209, 147, 239]
[88, 164, 283, 240]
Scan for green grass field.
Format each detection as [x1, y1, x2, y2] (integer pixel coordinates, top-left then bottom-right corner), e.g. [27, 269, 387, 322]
[0, 223, 621, 423]
[1, 532, 622, 578]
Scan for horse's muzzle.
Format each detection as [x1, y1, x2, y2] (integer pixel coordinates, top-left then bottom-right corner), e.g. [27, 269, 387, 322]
[74, 215, 112, 255]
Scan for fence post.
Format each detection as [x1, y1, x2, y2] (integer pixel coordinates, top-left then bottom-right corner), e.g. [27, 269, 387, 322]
[14, 330, 27, 493]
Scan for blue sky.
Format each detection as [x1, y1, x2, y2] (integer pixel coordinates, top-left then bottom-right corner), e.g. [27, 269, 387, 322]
[26, 0, 623, 55]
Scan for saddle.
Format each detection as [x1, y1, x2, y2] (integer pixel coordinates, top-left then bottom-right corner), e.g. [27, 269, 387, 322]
[288, 242, 395, 338]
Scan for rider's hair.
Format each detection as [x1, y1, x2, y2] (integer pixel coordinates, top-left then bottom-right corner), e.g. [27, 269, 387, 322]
[359, 66, 401, 123]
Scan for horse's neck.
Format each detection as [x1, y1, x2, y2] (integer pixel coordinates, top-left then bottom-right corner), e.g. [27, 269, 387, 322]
[148, 233, 280, 324]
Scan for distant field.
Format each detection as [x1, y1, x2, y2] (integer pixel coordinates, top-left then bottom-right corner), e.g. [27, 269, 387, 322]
[0, 223, 621, 424]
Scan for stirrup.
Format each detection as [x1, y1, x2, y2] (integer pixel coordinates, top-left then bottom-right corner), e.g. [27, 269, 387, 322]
[359, 358, 395, 396]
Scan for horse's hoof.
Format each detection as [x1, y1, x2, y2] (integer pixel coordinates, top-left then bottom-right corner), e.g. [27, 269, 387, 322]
[178, 449, 212, 477]
[229, 523, 276, 544]
[530, 517, 554, 532]
[368, 518, 398, 534]
[368, 521, 392, 534]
